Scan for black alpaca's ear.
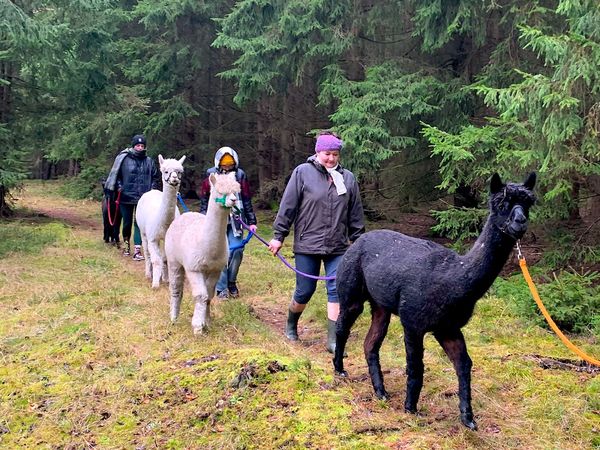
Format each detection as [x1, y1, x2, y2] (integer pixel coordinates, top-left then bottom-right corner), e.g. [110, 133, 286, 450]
[490, 173, 504, 194]
[523, 172, 536, 190]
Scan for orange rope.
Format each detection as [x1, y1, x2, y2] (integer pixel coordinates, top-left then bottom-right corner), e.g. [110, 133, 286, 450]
[518, 257, 600, 367]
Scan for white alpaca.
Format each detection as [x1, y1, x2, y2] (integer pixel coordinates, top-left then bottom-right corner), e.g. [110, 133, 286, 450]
[135, 154, 186, 289]
[165, 172, 240, 335]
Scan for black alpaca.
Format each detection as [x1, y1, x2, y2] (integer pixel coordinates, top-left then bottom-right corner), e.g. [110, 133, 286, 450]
[333, 173, 536, 430]
[102, 195, 121, 244]
[101, 178, 121, 244]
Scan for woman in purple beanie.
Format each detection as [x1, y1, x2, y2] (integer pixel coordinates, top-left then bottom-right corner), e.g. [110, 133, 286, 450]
[268, 131, 365, 353]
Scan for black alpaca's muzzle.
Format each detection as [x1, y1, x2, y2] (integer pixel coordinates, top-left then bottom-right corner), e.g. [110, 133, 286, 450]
[500, 205, 528, 239]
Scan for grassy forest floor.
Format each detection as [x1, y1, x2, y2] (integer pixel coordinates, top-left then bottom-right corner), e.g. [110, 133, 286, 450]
[0, 180, 599, 449]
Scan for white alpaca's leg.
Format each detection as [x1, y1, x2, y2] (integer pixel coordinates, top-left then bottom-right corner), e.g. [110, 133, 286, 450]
[161, 243, 169, 284]
[188, 271, 210, 335]
[168, 261, 185, 323]
[141, 234, 152, 279]
[148, 239, 163, 289]
[205, 271, 220, 301]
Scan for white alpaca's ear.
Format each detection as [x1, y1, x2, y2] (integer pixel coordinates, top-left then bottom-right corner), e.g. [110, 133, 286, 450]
[178, 155, 186, 165]
[158, 154, 164, 166]
[209, 172, 217, 186]
[227, 172, 236, 180]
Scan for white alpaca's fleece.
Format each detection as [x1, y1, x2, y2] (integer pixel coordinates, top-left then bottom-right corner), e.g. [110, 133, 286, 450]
[165, 172, 240, 334]
[135, 155, 186, 288]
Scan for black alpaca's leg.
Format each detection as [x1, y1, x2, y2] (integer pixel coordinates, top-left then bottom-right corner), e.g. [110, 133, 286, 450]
[102, 198, 110, 242]
[333, 301, 364, 376]
[434, 330, 477, 430]
[403, 330, 425, 413]
[364, 303, 391, 400]
[111, 201, 122, 243]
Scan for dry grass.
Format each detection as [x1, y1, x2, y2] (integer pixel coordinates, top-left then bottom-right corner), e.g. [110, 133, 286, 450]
[0, 180, 598, 449]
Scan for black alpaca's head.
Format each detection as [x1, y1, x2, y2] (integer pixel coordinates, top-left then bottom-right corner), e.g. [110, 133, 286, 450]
[489, 172, 537, 240]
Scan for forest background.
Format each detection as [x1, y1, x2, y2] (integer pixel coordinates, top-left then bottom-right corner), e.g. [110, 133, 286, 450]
[1, 1, 599, 329]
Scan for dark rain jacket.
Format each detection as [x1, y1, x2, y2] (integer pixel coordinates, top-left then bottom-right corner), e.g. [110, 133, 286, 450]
[273, 155, 365, 255]
[113, 149, 159, 204]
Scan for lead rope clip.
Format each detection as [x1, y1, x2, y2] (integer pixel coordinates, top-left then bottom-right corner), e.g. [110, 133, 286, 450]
[516, 240, 524, 260]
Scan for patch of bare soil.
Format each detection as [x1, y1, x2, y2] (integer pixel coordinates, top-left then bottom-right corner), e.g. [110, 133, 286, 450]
[34, 207, 101, 230]
[246, 300, 330, 355]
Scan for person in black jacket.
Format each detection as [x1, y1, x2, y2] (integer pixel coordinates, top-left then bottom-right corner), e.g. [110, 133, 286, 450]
[198, 146, 258, 298]
[267, 131, 365, 353]
[105, 134, 159, 260]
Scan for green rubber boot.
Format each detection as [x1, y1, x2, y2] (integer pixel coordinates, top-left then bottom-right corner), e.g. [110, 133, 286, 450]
[326, 319, 347, 356]
[326, 319, 337, 354]
[285, 310, 302, 341]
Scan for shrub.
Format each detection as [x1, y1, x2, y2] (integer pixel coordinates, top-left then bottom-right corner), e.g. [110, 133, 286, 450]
[60, 163, 107, 200]
[430, 206, 488, 250]
[540, 229, 600, 268]
[494, 269, 600, 336]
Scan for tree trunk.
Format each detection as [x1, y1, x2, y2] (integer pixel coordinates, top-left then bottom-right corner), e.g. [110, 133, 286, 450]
[256, 97, 275, 186]
[0, 61, 12, 123]
[280, 94, 291, 176]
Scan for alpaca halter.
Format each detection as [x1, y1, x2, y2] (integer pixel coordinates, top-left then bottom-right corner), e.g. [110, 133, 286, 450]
[214, 194, 231, 208]
[497, 204, 526, 238]
[164, 172, 182, 186]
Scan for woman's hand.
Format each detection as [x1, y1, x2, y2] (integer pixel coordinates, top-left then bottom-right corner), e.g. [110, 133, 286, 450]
[249, 224, 257, 233]
[268, 239, 282, 255]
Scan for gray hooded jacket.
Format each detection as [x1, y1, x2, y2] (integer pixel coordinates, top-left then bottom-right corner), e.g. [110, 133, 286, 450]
[273, 155, 365, 255]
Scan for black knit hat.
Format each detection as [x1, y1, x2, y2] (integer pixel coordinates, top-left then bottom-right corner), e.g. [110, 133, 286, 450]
[131, 134, 146, 147]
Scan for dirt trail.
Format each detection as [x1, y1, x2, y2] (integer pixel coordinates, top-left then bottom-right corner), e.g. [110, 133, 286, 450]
[34, 206, 101, 230]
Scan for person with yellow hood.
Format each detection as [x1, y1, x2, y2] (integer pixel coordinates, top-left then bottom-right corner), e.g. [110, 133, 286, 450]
[198, 146, 258, 298]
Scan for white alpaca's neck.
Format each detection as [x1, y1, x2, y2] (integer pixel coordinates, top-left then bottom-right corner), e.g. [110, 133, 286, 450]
[203, 194, 230, 255]
[159, 182, 179, 229]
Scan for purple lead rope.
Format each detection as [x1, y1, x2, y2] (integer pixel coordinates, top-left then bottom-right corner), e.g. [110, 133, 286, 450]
[234, 214, 336, 281]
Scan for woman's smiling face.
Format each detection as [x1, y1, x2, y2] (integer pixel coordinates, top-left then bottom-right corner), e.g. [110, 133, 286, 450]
[316, 150, 340, 169]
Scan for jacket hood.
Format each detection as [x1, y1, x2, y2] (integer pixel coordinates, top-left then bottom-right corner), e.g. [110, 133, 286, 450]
[214, 147, 239, 169]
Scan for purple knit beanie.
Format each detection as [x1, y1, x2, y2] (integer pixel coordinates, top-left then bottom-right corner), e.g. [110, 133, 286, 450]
[315, 134, 343, 152]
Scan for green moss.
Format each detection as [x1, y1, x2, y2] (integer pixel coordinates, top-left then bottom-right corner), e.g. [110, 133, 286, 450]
[0, 222, 68, 257]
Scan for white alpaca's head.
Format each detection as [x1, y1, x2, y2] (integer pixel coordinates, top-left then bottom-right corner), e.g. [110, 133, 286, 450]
[158, 155, 186, 188]
[210, 172, 240, 209]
